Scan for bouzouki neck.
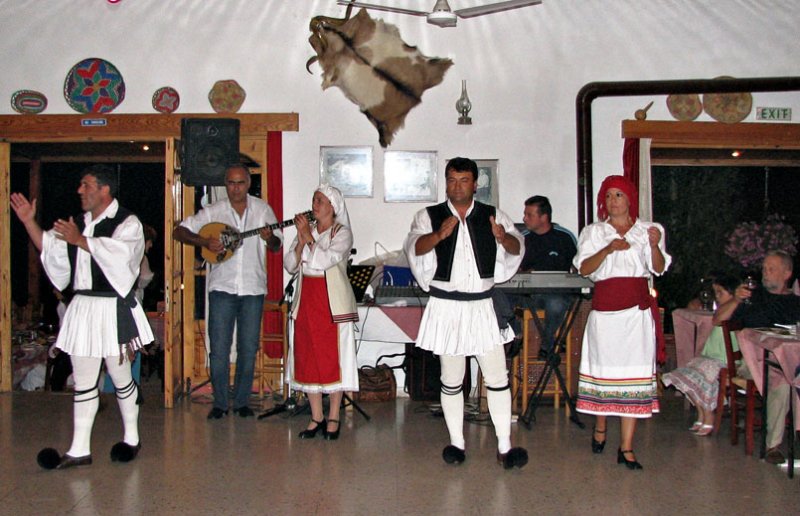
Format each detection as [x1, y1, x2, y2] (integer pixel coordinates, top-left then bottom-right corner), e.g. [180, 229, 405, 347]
[237, 212, 312, 240]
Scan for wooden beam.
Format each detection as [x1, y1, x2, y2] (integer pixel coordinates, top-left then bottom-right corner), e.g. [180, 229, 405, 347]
[27, 160, 41, 313]
[622, 120, 800, 149]
[0, 143, 10, 391]
[0, 113, 299, 142]
[651, 158, 800, 167]
[12, 156, 166, 164]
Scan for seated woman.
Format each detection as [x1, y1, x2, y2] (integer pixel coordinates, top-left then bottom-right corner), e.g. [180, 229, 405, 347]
[662, 274, 739, 436]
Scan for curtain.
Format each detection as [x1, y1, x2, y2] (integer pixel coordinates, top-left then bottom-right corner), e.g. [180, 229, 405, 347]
[263, 131, 285, 357]
[638, 138, 652, 221]
[622, 137, 653, 221]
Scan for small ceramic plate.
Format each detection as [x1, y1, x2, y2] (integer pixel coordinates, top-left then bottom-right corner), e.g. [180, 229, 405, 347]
[208, 79, 245, 114]
[11, 89, 48, 114]
[64, 57, 125, 114]
[152, 86, 180, 113]
[666, 94, 702, 121]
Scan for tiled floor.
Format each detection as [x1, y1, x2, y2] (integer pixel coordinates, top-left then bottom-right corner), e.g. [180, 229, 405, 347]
[0, 382, 796, 515]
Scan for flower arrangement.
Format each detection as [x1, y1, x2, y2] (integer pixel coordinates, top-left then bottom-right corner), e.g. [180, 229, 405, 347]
[724, 213, 798, 269]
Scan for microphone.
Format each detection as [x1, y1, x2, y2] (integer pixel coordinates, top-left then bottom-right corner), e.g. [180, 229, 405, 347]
[279, 273, 298, 306]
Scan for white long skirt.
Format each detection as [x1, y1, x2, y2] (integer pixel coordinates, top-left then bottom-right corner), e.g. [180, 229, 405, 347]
[416, 297, 513, 356]
[576, 306, 659, 418]
[56, 295, 154, 358]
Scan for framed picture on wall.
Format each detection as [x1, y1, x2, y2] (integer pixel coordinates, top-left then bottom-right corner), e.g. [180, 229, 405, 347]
[384, 150, 438, 202]
[319, 146, 373, 197]
[475, 159, 499, 207]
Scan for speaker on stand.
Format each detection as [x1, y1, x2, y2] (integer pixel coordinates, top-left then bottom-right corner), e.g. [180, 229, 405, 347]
[180, 118, 240, 186]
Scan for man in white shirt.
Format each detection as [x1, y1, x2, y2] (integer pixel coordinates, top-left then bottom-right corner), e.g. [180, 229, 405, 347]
[174, 164, 283, 419]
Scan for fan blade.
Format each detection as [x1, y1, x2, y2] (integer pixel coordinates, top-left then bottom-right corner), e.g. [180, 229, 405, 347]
[454, 0, 542, 19]
[335, 1, 428, 17]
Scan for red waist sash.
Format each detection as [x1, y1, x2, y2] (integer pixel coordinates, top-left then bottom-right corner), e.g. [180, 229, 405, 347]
[592, 277, 666, 365]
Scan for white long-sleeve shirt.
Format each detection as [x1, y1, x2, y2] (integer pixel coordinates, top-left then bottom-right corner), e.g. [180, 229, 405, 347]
[180, 194, 283, 296]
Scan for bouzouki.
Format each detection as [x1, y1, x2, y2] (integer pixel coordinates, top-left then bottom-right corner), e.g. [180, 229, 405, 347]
[198, 210, 314, 264]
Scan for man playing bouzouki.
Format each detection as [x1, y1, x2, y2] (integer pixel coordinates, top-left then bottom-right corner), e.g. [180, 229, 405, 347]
[174, 164, 283, 419]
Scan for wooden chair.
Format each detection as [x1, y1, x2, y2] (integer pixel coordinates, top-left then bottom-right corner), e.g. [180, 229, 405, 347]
[255, 301, 289, 399]
[715, 320, 760, 454]
[511, 308, 572, 414]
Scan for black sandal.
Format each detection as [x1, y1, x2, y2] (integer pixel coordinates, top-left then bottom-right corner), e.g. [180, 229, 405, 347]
[591, 426, 607, 454]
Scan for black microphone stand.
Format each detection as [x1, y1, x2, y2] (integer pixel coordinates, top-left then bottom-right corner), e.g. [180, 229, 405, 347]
[259, 274, 308, 420]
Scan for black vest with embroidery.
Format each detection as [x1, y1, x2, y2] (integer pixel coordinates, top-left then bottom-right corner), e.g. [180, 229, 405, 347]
[426, 201, 496, 281]
[67, 205, 134, 293]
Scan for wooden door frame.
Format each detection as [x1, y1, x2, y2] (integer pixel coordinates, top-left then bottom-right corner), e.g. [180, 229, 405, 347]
[0, 113, 298, 394]
[622, 120, 800, 150]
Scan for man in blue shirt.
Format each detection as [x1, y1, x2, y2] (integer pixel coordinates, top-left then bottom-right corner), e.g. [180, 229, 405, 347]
[513, 196, 577, 357]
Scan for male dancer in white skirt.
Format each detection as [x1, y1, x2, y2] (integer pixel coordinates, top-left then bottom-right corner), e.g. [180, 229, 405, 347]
[404, 157, 528, 469]
[11, 164, 153, 470]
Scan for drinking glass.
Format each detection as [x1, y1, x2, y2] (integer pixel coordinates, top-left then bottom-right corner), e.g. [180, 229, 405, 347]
[743, 275, 757, 304]
[699, 289, 714, 311]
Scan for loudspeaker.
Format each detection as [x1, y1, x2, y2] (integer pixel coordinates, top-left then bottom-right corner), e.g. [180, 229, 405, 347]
[405, 344, 471, 401]
[180, 118, 240, 186]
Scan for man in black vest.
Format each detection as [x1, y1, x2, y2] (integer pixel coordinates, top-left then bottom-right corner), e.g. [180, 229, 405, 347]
[404, 157, 528, 469]
[11, 164, 153, 470]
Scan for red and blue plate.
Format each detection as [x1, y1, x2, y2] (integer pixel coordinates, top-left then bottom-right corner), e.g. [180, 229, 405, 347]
[63, 57, 125, 114]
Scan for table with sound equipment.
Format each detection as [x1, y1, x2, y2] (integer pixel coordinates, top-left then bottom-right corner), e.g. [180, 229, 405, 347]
[497, 272, 594, 429]
[354, 273, 593, 409]
[357, 283, 479, 400]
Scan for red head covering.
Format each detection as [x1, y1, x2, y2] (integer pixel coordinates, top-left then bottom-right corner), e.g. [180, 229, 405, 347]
[597, 175, 638, 221]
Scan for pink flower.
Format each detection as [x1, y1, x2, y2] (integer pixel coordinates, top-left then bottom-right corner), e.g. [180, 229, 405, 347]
[725, 214, 798, 268]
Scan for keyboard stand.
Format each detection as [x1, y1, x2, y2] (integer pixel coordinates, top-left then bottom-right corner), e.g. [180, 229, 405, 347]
[520, 295, 585, 430]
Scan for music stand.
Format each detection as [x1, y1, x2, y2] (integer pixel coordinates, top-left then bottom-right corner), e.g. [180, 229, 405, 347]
[520, 294, 586, 430]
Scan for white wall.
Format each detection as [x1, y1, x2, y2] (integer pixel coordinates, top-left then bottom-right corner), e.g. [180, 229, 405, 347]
[2, 0, 799, 280]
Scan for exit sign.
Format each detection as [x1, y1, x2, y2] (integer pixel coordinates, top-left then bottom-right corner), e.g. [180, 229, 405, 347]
[756, 107, 792, 121]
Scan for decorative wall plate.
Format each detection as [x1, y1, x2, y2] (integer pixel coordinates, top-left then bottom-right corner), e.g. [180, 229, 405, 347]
[666, 94, 702, 121]
[208, 79, 245, 114]
[703, 91, 752, 123]
[702, 76, 752, 123]
[152, 86, 180, 113]
[63, 57, 125, 113]
[11, 89, 47, 114]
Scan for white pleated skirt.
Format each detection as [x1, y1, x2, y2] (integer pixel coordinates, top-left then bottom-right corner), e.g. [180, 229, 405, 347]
[56, 294, 154, 358]
[415, 297, 513, 356]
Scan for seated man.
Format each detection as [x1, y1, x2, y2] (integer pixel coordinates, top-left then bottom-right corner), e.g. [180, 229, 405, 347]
[713, 250, 800, 464]
[511, 196, 577, 358]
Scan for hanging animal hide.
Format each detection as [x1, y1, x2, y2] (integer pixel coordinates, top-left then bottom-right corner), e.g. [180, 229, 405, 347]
[307, 8, 453, 147]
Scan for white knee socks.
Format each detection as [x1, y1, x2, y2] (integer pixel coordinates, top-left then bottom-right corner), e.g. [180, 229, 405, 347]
[106, 357, 140, 446]
[477, 346, 512, 454]
[67, 357, 101, 457]
[439, 354, 466, 450]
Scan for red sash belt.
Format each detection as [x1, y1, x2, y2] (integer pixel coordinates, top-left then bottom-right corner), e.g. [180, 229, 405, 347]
[592, 277, 666, 365]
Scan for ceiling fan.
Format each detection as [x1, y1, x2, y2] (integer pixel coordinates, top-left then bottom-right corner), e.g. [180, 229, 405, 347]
[335, 0, 543, 28]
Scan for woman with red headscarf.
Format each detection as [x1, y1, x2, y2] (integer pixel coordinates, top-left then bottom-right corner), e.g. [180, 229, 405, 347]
[572, 175, 671, 470]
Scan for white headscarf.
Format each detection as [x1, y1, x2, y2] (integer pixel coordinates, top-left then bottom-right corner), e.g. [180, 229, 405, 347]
[315, 184, 351, 228]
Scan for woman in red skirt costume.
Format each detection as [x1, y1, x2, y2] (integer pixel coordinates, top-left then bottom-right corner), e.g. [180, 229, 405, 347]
[284, 185, 358, 440]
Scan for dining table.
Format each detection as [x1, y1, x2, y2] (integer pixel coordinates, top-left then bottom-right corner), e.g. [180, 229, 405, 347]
[671, 308, 715, 369]
[737, 327, 800, 477]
